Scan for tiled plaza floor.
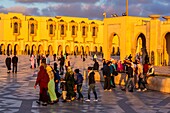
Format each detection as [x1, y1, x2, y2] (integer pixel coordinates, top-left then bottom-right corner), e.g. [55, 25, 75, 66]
[0, 55, 169, 113]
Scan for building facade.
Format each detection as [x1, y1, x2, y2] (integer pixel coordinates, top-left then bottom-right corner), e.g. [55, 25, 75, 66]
[1, 13, 170, 66]
[0, 13, 104, 56]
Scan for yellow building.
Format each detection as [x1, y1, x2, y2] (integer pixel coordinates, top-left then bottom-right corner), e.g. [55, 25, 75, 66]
[0, 12, 104, 56]
[1, 13, 170, 66]
[103, 15, 170, 66]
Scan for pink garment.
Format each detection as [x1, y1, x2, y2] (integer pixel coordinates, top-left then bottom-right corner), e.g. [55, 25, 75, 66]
[117, 62, 123, 72]
[30, 55, 34, 68]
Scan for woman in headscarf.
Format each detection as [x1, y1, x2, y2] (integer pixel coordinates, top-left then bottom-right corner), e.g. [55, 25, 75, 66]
[34, 62, 49, 106]
[46, 65, 58, 104]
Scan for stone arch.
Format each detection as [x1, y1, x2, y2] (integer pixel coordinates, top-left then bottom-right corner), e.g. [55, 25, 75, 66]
[100, 46, 103, 53]
[109, 33, 120, 56]
[25, 44, 30, 55]
[0, 44, 1, 55]
[80, 46, 84, 55]
[65, 45, 70, 55]
[163, 32, 170, 65]
[38, 45, 43, 54]
[1, 44, 5, 55]
[7, 44, 12, 55]
[31, 44, 36, 55]
[94, 46, 97, 52]
[74, 46, 78, 55]
[14, 44, 19, 55]
[135, 33, 147, 64]
[58, 45, 63, 55]
[85, 46, 89, 55]
[48, 45, 53, 55]
[104, 31, 121, 60]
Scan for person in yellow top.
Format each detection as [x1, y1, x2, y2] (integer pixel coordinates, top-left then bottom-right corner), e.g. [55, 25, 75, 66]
[46, 65, 58, 104]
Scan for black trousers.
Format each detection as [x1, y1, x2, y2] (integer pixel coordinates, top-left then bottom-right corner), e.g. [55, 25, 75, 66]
[37, 59, 40, 67]
[59, 65, 64, 73]
[138, 77, 146, 89]
[111, 75, 116, 87]
[77, 84, 83, 99]
[104, 76, 111, 90]
[88, 84, 97, 100]
[12, 63, 17, 73]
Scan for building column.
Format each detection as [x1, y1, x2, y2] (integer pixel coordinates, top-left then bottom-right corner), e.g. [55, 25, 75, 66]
[53, 40, 58, 55]
[19, 39, 24, 55]
[43, 40, 48, 55]
[131, 48, 136, 61]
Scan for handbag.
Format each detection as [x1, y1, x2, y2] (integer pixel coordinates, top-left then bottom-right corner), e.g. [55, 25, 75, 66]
[113, 71, 118, 76]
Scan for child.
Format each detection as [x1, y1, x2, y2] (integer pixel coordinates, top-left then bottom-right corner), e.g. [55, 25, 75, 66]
[60, 78, 67, 102]
[74, 69, 84, 100]
[86, 67, 98, 102]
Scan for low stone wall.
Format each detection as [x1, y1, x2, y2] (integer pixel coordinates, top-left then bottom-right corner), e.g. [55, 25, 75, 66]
[147, 75, 170, 93]
[92, 71, 170, 93]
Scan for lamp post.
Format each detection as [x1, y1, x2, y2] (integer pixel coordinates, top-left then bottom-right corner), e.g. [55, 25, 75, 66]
[126, 0, 128, 16]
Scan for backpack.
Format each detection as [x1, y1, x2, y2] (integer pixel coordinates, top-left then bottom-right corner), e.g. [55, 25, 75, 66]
[111, 65, 118, 76]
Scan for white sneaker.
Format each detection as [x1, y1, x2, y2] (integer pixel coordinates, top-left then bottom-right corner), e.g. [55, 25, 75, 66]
[108, 89, 112, 91]
[86, 99, 90, 102]
[137, 89, 141, 92]
[93, 99, 98, 102]
[142, 88, 147, 92]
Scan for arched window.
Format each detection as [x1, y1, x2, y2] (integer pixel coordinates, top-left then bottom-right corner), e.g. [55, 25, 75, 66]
[92, 27, 96, 36]
[72, 26, 75, 35]
[48, 19, 53, 21]
[100, 46, 103, 52]
[50, 24, 53, 34]
[82, 26, 86, 36]
[13, 16, 18, 19]
[61, 25, 64, 35]
[14, 22, 18, 33]
[60, 19, 64, 22]
[31, 23, 34, 34]
[30, 18, 34, 20]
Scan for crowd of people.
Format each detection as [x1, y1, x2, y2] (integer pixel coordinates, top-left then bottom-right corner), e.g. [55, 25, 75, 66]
[102, 54, 155, 92]
[33, 53, 155, 106]
[33, 53, 98, 106]
[5, 52, 155, 106]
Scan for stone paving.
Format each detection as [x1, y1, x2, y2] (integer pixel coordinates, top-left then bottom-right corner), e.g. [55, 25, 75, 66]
[0, 55, 169, 113]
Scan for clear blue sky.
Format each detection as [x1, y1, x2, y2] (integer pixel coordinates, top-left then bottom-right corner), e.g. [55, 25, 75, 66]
[0, 0, 169, 20]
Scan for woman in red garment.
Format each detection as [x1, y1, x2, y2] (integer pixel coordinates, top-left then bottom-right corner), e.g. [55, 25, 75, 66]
[34, 62, 49, 106]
